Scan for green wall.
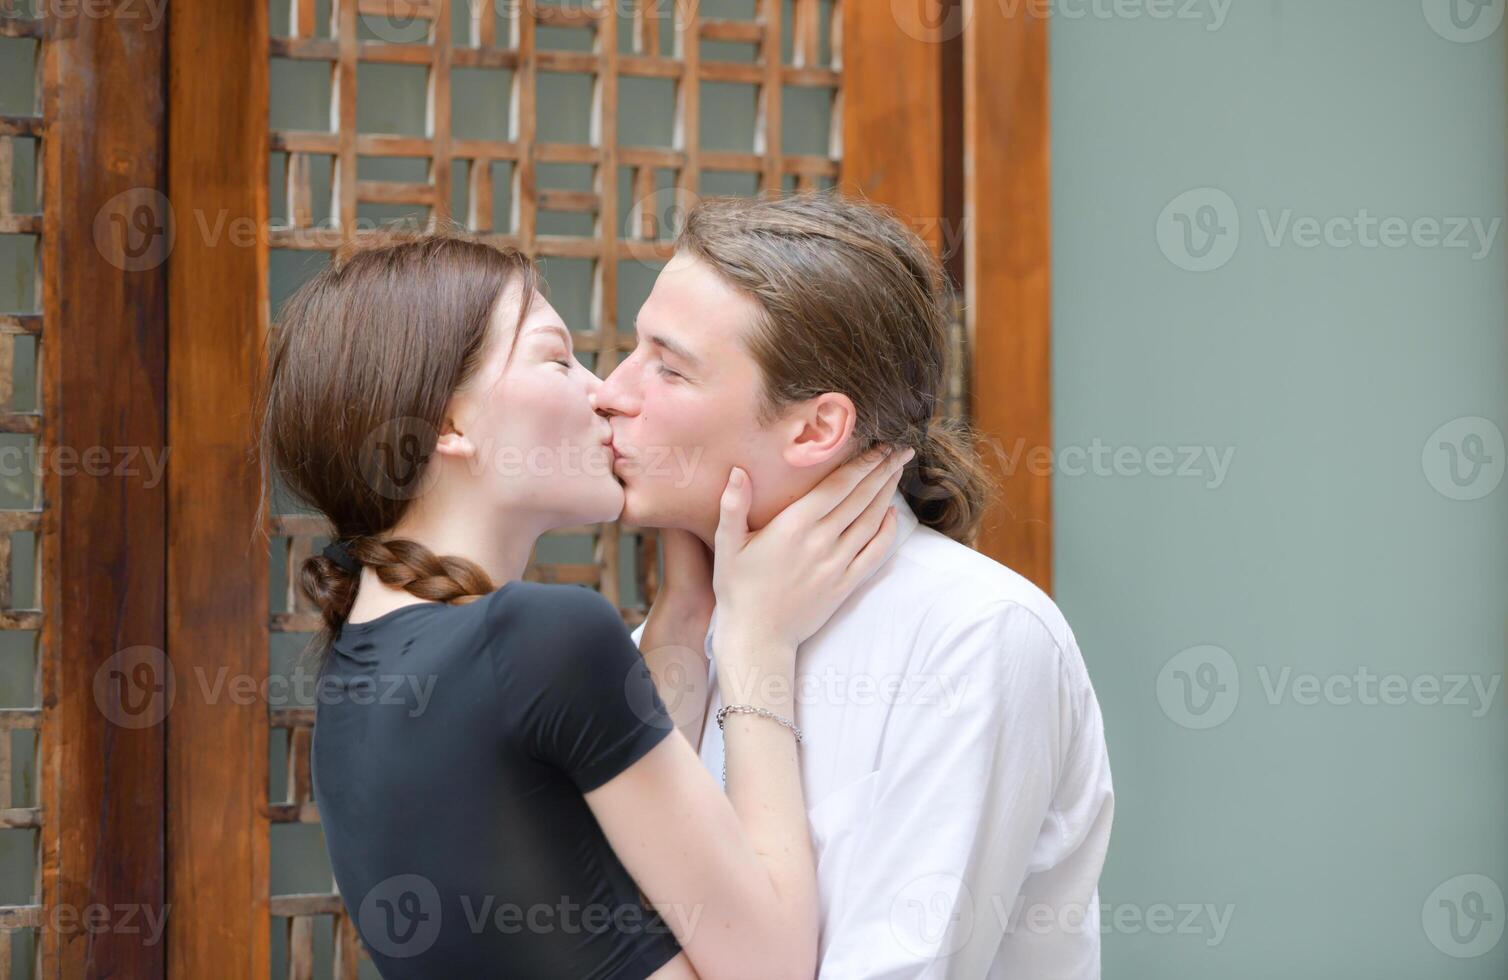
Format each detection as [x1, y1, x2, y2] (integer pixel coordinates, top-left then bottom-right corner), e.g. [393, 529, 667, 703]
[1052, 1, 1507, 976]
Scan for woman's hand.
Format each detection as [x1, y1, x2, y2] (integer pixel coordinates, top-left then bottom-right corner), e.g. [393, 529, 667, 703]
[711, 446, 913, 658]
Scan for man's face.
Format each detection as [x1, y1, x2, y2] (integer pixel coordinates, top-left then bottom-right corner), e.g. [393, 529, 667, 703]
[593, 253, 811, 543]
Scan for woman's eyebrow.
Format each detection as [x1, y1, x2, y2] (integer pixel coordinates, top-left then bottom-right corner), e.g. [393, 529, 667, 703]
[526, 323, 573, 347]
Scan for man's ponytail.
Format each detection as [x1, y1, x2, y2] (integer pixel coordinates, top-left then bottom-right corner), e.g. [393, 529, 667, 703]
[900, 417, 994, 545]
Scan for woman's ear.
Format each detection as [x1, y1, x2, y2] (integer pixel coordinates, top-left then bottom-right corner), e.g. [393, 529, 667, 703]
[432, 415, 476, 460]
[781, 392, 856, 468]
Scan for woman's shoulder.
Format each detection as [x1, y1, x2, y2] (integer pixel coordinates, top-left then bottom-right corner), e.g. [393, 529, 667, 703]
[488, 580, 622, 625]
[485, 582, 633, 662]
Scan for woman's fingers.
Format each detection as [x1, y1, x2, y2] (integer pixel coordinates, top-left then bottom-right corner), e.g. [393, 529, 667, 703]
[777, 446, 891, 527]
[822, 447, 913, 536]
[835, 462, 906, 557]
[843, 506, 899, 588]
[713, 466, 752, 556]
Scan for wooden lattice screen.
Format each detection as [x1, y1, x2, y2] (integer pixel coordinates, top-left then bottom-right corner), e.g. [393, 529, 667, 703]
[260, 1, 842, 974]
[0, 0, 1033, 974]
[0, 10, 45, 980]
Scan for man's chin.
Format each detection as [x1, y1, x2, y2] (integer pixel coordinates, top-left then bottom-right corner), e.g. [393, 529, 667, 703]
[617, 480, 691, 532]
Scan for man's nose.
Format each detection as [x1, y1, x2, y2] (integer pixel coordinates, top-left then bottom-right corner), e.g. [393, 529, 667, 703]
[591, 356, 638, 417]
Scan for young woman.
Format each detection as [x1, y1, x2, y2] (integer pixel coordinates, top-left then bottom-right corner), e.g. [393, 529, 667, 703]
[254, 234, 911, 979]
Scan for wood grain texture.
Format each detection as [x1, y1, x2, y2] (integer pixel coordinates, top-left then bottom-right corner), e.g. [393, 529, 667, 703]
[964, 0, 1053, 591]
[838, 0, 946, 254]
[166, 0, 271, 975]
[40, 3, 169, 976]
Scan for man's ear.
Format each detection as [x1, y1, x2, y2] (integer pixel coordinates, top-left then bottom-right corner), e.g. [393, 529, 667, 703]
[780, 392, 856, 468]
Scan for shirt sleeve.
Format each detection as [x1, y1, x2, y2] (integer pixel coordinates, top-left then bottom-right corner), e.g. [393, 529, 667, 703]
[492, 584, 676, 793]
[816, 600, 1095, 979]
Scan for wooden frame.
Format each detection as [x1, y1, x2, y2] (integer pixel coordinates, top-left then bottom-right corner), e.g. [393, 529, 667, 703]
[965, 0, 1053, 592]
[25, 5, 169, 978]
[166, 0, 270, 977]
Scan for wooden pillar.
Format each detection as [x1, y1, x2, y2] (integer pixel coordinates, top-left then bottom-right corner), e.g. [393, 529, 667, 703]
[39, 3, 169, 976]
[964, 0, 1053, 592]
[839, 0, 948, 255]
[165, 0, 270, 975]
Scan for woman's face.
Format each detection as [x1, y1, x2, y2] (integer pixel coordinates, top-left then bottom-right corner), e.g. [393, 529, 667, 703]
[448, 284, 622, 530]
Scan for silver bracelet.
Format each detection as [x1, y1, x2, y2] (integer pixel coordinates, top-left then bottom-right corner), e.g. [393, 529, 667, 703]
[716, 704, 803, 783]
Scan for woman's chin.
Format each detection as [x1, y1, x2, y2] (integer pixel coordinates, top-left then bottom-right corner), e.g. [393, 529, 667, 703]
[592, 480, 627, 524]
[535, 480, 625, 531]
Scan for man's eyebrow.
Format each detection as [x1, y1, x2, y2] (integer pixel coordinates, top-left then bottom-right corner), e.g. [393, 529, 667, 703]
[642, 330, 700, 366]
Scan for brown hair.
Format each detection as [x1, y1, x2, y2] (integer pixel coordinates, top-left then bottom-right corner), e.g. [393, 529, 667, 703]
[253, 233, 541, 667]
[676, 193, 993, 544]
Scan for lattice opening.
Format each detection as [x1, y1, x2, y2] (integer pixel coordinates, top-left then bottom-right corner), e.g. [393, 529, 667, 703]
[450, 66, 513, 140]
[699, 82, 760, 151]
[618, 75, 676, 148]
[536, 71, 596, 144]
[270, 58, 334, 132]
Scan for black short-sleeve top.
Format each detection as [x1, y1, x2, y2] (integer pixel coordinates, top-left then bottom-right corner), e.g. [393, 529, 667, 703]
[311, 581, 682, 979]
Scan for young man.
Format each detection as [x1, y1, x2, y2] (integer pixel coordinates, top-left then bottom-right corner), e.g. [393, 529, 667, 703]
[596, 194, 1114, 978]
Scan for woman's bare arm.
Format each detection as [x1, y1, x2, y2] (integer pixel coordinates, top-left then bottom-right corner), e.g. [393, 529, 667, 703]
[585, 450, 908, 980]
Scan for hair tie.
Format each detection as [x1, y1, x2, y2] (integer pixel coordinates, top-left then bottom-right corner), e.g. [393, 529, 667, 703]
[322, 540, 362, 575]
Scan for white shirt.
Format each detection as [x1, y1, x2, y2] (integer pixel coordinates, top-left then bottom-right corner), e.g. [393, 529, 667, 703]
[632, 492, 1114, 978]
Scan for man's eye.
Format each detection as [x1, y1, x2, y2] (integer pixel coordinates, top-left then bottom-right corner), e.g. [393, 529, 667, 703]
[657, 364, 683, 380]
[553, 357, 573, 368]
